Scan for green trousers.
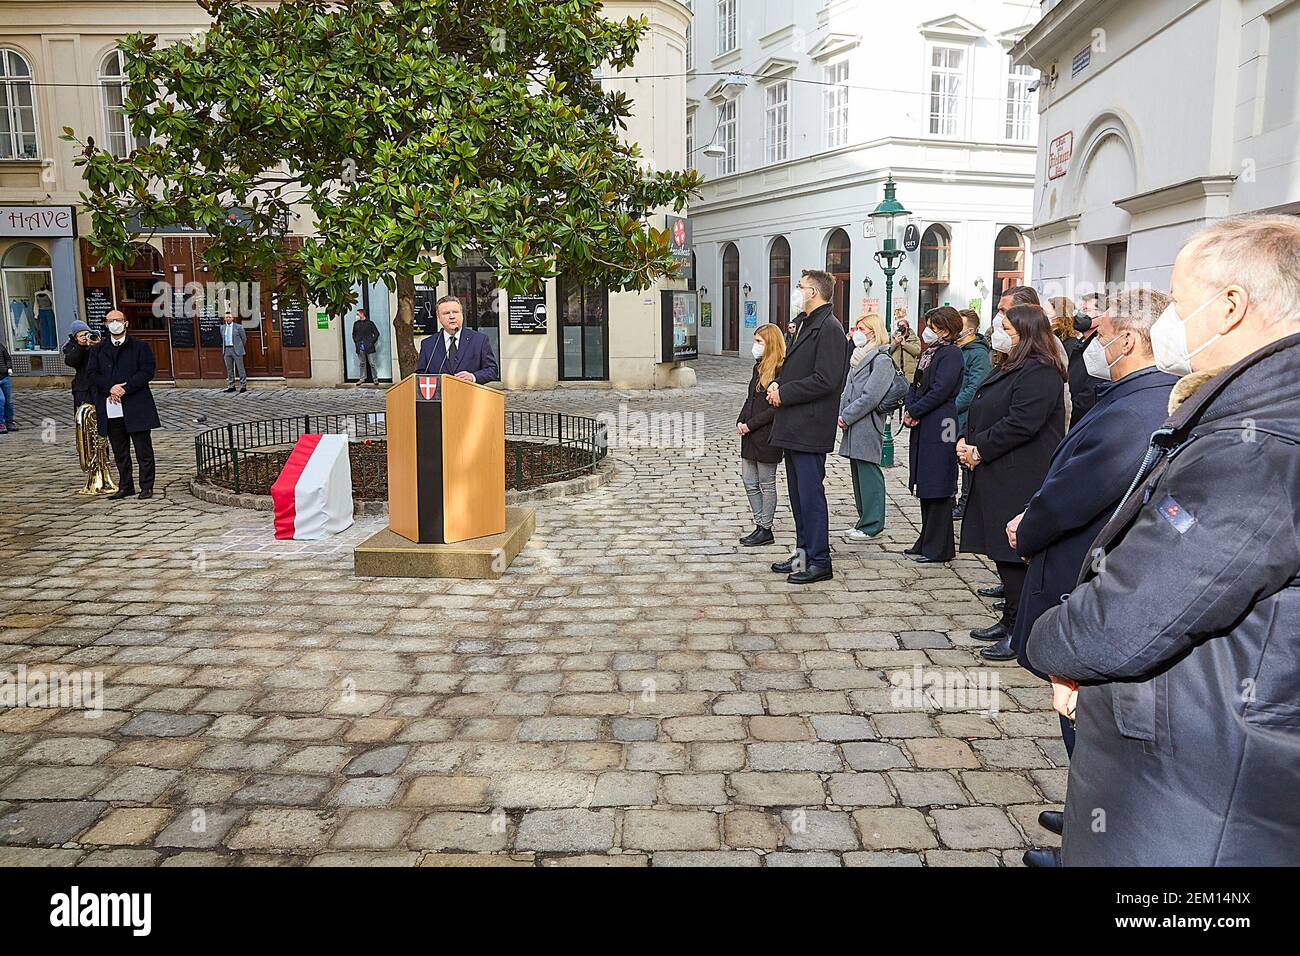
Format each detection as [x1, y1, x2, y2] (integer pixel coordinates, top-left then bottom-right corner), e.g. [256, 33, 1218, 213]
[850, 459, 887, 535]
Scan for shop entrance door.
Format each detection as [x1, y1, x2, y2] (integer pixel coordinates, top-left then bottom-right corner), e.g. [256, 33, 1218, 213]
[449, 260, 501, 360]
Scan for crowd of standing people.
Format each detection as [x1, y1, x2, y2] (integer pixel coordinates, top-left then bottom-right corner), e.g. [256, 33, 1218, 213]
[736, 214, 1300, 867]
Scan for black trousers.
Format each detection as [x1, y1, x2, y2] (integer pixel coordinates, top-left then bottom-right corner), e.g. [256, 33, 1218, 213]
[916, 497, 956, 561]
[957, 463, 973, 508]
[995, 560, 1029, 629]
[106, 419, 155, 492]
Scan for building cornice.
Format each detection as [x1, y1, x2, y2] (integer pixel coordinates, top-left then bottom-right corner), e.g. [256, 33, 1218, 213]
[1011, 0, 1113, 67]
[1113, 174, 1237, 216]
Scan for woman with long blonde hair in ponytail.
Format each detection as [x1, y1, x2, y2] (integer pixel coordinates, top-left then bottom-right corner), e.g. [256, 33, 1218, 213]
[736, 322, 788, 546]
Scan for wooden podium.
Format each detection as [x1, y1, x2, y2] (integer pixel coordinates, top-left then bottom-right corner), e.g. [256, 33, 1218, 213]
[385, 373, 506, 544]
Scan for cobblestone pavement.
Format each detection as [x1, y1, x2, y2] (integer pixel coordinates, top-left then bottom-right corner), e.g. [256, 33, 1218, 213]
[0, 356, 1065, 866]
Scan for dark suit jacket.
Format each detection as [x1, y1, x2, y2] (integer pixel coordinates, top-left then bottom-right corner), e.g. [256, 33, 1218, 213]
[415, 326, 499, 384]
[89, 337, 161, 435]
[770, 303, 849, 455]
[1010, 366, 1178, 677]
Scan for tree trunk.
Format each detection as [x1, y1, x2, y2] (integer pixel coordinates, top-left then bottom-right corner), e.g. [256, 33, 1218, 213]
[394, 273, 418, 379]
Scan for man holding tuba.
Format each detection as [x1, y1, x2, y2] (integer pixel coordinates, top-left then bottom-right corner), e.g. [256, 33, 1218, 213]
[88, 310, 161, 500]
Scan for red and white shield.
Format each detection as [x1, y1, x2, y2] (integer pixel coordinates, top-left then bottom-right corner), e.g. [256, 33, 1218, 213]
[417, 375, 438, 400]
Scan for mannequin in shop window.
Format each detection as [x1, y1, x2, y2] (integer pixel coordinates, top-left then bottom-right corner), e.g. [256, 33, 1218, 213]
[9, 296, 34, 351]
[35, 286, 55, 350]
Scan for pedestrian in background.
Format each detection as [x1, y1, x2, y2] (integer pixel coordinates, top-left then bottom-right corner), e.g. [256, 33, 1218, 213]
[221, 311, 248, 394]
[1027, 214, 1300, 867]
[953, 308, 991, 519]
[890, 316, 921, 382]
[62, 320, 98, 412]
[837, 312, 896, 541]
[903, 306, 964, 563]
[352, 308, 381, 385]
[958, 304, 1066, 650]
[737, 322, 786, 548]
[1007, 288, 1177, 867]
[0, 338, 14, 434]
[767, 269, 850, 585]
[1066, 291, 1107, 421]
[89, 310, 161, 500]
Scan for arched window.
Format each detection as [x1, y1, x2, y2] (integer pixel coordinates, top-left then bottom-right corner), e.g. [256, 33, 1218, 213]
[722, 243, 740, 352]
[768, 236, 790, 329]
[0, 49, 39, 159]
[825, 228, 851, 328]
[918, 224, 951, 316]
[993, 226, 1025, 298]
[99, 50, 147, 158]
[2, 242, 56, 352]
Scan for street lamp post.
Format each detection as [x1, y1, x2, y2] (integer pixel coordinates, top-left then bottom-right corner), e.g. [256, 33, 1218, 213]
[868, 176, 910, 468]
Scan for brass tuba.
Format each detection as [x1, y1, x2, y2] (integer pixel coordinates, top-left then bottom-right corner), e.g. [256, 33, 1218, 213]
[76, 403, 118, 494]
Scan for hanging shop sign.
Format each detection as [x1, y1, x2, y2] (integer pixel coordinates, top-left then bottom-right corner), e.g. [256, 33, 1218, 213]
[507, 291, 547, 335]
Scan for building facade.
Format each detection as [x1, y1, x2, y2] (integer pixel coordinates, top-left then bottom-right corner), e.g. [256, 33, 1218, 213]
[0, 0, 694, 389]
[685, 0, 1040, 350]
[1012, 0, 1300, 297]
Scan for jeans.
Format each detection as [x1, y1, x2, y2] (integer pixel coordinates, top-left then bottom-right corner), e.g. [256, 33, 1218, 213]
[741, 458, 778, 529]
[785, 451, 830, 567]
[0, 376, 12, 425]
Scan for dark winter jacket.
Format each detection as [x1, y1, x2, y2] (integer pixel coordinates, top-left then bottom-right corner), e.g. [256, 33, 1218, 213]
[738, 362, 782, 464]
[770, 303, 850, 455]
[959, 357, 1066, 563]
[1066, 331, 1100, 423]
[63, 335, 95, 404]
[1010, 367, 1179, 678]
[955, 334, 992, 429]
[88, 336, 161, 436]
[905, 343, 962, 500]
[1027, 332, 1300, 866]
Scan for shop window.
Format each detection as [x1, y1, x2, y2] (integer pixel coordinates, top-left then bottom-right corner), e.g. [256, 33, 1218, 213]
[3, 242, 56, 352]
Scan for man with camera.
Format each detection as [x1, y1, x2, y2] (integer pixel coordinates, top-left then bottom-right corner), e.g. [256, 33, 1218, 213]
[63, 319, 100, 412]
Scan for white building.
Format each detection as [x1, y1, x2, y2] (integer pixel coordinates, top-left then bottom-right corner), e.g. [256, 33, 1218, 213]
[685, 0, 1040, 350]
[1013, 0, 1300, 297]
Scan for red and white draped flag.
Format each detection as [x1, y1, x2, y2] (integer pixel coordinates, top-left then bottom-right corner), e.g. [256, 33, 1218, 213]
[271, 434, 354, 540]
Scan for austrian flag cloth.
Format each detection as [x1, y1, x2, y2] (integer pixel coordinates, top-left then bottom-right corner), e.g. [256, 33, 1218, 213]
[271, 434, 354, 540]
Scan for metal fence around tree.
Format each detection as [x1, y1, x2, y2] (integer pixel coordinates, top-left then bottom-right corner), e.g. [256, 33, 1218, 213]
[194, 411, 607, 497]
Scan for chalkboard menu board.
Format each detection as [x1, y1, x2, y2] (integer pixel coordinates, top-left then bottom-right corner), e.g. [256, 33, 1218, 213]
[198, 311, 224, 347]
[508, 292, 547, 335]
[84, 287, 112, 330]
[169, 288, 195, 348]
[413, 285, 439, 336]
[280, 298, 306, 347]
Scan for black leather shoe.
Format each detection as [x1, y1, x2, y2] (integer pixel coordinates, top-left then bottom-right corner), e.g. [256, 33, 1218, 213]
[913, 554, 947, 564]
[1023, 846, 1062, 868]
[992, 600, 1007, 612]
[904, 545, 921, 556]
[980, 635, 1016, 661]
[771, 558, 796, 574]
[740, 526, 774, 547]
[109, 487, 136, 500]
[240, 386, 248, 393]
[787, 564, 833, 585]
[224, 386, 236, 393]
[970, 622, 1009, 642]
[978, 584, 1005, 598]
[138, 489, 154, 500]
[1038, 810, 1064, 836]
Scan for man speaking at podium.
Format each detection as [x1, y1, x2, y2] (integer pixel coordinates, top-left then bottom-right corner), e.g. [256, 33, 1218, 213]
[416, 295, 499, 385]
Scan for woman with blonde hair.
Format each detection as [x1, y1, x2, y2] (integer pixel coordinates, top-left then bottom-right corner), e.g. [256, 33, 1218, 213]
[736, 322, 787, 546]
[836, 313, 895, 540]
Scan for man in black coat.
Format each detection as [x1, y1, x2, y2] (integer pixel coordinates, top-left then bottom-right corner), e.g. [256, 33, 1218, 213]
[89, 310, 162, 500]
[1065, 292, 1106, 422]
[1003, 289, 1178, 866]
[352, 308, 382, 384]
[766, 270, 849, 584]
[1028, 215, 1300, 866]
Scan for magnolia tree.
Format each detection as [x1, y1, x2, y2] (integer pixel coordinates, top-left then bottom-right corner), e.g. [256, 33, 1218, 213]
[71, 0, 701, 376]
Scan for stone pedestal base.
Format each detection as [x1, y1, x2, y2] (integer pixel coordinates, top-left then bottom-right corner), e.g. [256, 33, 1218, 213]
[354, 507, 536, 579]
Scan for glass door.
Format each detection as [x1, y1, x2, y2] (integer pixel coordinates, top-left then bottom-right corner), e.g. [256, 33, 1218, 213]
[558, 278, 608, 381]
[342, 281, 393, 382]
[449, 265, 501, 359]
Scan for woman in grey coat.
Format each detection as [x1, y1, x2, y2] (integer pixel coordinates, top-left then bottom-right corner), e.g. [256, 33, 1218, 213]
[837, 313, 895, 540]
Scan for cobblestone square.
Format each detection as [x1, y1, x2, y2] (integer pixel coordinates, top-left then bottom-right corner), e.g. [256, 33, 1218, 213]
[0, 357, 1065, 866]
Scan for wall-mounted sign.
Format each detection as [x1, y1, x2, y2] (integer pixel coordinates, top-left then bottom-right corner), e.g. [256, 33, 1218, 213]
[700, 301, 712, 329]
[280, 298, 307, 348]
[413, 285, 440, 336]
[743, 299, 758, 331]
[1072, 46, 1091, 77]
[1048, 131, 1074, 181]
[316, 311, 330, 330]
[903, 223, 921, 253]
[508, 291, 547, 335]
[83, 287, 112, 330]
[0, 205, 75, 238]
[661, 290, 699, 363]
[863, 298, 880, 315]
[666, 215, 693, 280]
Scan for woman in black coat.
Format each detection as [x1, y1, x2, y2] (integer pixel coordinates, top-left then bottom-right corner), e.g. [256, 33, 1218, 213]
[736, 323, 787, 547]
[958, 304, 1066, 651]
[904, 307, 965, 562]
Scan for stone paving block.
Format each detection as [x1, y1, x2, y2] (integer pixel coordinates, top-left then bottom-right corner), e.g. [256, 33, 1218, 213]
[515, 809, 616, 852]
[905, 737, 982, 769]
[610, 717, 658, 742]
[227, 808, 336, 851]
[660, 773, 727, 806]
[488, 772, 592, 809]
[309, 851, 418, 866]
[728, 773, 826, 807]
[119, 712, 213, 737]
[230, 774, 334, 806]
[625, 742, 687, 771]
[842, 742, 912, 771]
[764, 851, 842, 867]
[931, 807, 1024, 849]
[1, 766, 112, 800]
[746, 742, 842, 772]
[0, 847, 86, 866]
[409, 812, 510, 852]
[93, 767, 181, 803]
[343, 745, 409, 777]
[330, 810, 415, 850]
[748, 716, 810, 741]
[19, 736, 116, 766]
[154, 807, 245, 849]
[418, 852, 533, 867]
[722, 810, 783, 850]
[591, 772, 657, 807]
[889, 771, 970, 807]
[780, 809, 859, 851]
[960, 771, 1041, 806]
[0, 801, 107, 845]
[809, 714, 877, 742]
[852, 808, 938, 850]
[329, 777, 402, 808]
[157, 852, 232, 867]
[688, 743, 746, 772]
[623, 810, 720, 851]
[80, 848, 162, 866]
[651, 851, 761, 867]
[81, 808, 174, 846]
[165, 772, 244, 806]
[541, 853, 648, 867]
[281, 746, 352, 775]
[106, 740, 204, 769]
[827, 772, 894, 807]
[194, 742, 287, 772]
[844, 850, 923, 867]
[517, 717, 601, 741]
[403, 776, 491, 808]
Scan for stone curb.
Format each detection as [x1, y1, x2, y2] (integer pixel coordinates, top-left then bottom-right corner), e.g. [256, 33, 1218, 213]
[189, 456, 615, 514]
